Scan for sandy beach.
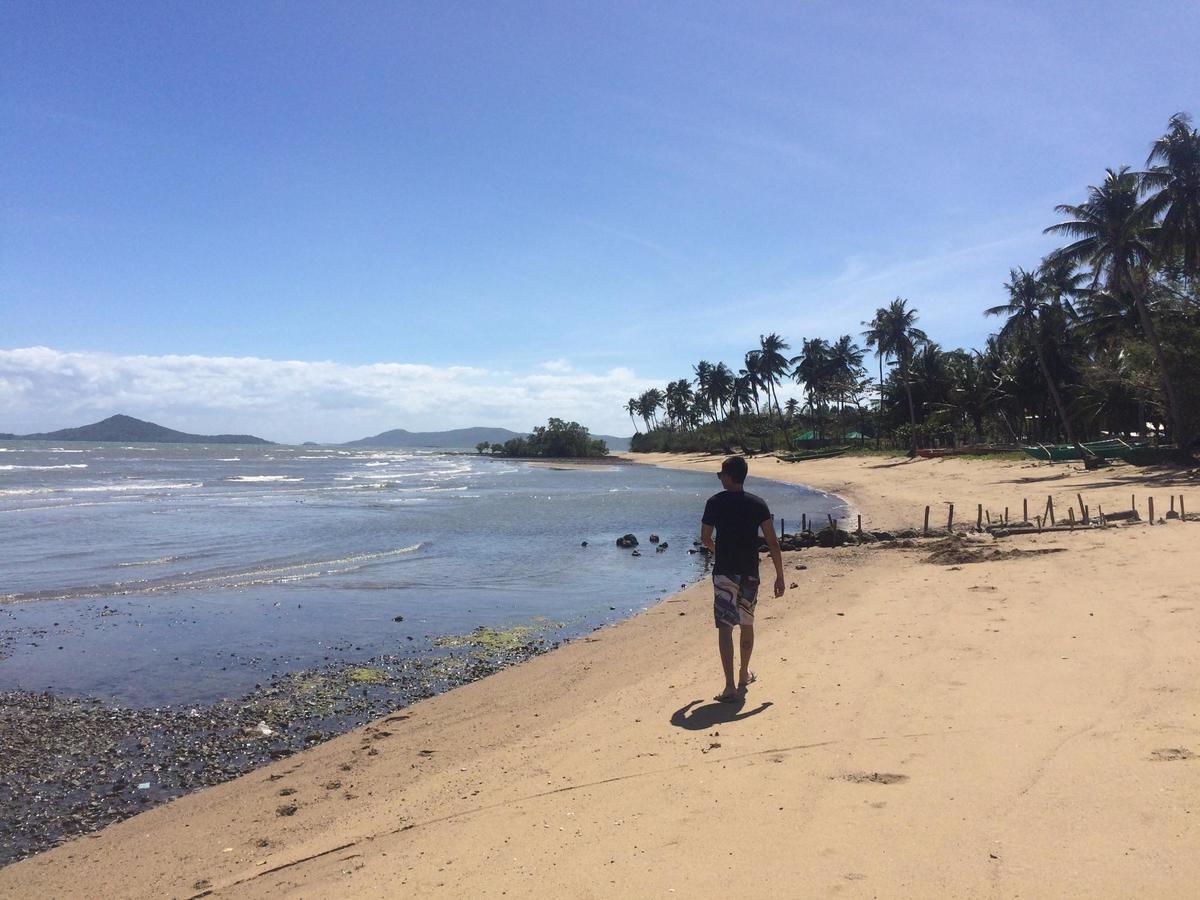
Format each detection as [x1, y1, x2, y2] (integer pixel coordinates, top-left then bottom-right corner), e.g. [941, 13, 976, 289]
[2, 453, 1197, 898]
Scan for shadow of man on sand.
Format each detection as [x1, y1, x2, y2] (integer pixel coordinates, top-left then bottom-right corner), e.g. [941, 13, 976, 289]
[670, 698, 772, 730]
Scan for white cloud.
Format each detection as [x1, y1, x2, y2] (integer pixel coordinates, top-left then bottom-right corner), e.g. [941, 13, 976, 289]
[0, 348, 651, 443]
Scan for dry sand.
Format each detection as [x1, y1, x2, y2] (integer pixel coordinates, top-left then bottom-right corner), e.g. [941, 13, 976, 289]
[2, 454, 1198, 898]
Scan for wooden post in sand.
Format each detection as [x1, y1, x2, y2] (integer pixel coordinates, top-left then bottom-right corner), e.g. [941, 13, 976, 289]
[1005, 506, 1009, 524]
[1148, 497, 1155, 525]
[802, 513, 806, 532]
[1068, 508, 1075, 530]
[857, 514, 862, 534]
[1048, 496, 1056, 527]
[977, 504, 983, 529]
[986, 510, 992, 525]
[781, 518, 785, 537]
[1131, 494, 1136, 513]
[1077, 493, 1086, 520]
[1181, 495, 1187, 521]
[1023, 498, 1029, 522]
[923, 506, 930, 535]
[1036, 515, 1043, 533]
[947, 504, 954, 533]
[1098, 504, 1105, 526]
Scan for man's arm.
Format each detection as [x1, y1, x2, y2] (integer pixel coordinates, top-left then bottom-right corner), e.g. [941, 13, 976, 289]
[760, 518, 785, 597]
[700, 522, 716, 554]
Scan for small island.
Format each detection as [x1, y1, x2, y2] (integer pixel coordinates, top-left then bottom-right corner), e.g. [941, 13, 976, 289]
[476, 417, 608, 458]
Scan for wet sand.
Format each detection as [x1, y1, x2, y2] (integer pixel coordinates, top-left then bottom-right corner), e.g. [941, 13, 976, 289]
[1, 454, 1197, 898]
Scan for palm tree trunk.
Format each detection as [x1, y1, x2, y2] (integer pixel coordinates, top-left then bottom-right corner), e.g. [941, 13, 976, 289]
[901, 355, 918, 456]
[875, 356, 884, 450]
[1129, 277, 1187, 445]
[1033, 341, 1094, 463]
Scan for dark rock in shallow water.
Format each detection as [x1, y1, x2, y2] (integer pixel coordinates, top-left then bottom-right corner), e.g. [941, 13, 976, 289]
[631, 549, 642, 557]
[616, 533, 639, 548]
[580, 541, 588, 547]
[656, 542, 668, 552]
[648, 534, 660, 544]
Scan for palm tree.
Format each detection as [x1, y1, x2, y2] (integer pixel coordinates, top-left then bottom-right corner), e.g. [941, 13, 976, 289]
[865, 298, 928, 455]
[625, 398, 640, 433]
[664, 379, 695, 430]
[741, 350, 765, 416]
[1044, 166, 1186, 444]
[829, 335, 865, 438]
[636, 388, 664, 431]
[694, 360, 734, 448]
[986, 267, 1089, 458]
[862, 310, 889, 448]
[1143, 112, 1200, 277]
[943, 350, 997, 444]
[792, 338, 833, 440]
[758, 333, 795, 427]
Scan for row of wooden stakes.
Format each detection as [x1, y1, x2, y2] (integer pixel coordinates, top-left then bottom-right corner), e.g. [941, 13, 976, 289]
[916, 492, 1190, 537]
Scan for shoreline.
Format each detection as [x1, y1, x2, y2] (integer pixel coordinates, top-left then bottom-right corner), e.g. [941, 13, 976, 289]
[2, 454, 1197, 897]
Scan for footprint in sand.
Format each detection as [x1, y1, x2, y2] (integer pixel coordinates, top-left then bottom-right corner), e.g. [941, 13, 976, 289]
[278, 788, 296, 796]
[843, 772, 909, 785]
[1149, 748, 1195, 761]
[276, 804, 299, 817]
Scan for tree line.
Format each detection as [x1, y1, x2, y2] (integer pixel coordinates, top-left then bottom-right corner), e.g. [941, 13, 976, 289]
[626, 113, 1200, 456]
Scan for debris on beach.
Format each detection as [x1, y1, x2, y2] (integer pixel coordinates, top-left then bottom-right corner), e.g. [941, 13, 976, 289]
[0, 629, 555, 865]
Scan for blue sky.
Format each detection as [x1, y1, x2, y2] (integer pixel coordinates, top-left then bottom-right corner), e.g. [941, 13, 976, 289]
[3, 1, 1198, 442]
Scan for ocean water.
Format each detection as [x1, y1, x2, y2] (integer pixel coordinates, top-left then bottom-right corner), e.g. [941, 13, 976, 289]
[0, 443, 845, 706]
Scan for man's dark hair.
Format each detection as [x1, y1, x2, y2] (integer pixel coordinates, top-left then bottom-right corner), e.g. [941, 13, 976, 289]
[720, 456, 748, 484]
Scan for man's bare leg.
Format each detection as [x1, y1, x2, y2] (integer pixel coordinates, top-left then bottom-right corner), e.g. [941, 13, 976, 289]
[738, 621, 755, 691]
[716, 625, 737, 700]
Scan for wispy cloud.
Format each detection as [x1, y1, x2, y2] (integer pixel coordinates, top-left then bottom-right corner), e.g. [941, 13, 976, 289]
[0, 348, 652, 443]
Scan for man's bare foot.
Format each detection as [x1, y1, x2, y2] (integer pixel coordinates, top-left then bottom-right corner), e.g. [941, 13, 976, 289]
[737, 671, 757, 693]
[714, 687, 740, 703]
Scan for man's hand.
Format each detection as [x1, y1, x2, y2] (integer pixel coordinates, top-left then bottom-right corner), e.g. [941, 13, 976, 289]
[760, 518, 786, 598]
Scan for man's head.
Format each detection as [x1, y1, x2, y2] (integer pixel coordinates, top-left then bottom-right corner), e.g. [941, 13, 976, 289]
[719, 455, 748, 489]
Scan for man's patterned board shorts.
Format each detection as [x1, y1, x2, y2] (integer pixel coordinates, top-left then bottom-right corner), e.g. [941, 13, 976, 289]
[713, 574, 759, 628]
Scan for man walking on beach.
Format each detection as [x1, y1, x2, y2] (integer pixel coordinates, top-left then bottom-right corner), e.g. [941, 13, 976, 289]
[701, 456, 785, 702]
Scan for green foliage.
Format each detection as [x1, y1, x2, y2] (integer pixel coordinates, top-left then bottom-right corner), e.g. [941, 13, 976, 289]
[625, 112, 1200, 453]
[496, 418, 608, 458]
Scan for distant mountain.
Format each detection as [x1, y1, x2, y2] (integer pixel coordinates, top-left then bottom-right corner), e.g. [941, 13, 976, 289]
[11, 414, 273, 445]
[343, 427, 523, 448]
[344, 426, 631, 451]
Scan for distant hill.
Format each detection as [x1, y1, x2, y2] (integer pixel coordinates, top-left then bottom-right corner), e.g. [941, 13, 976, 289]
[11, 414, 273, 445]
[343, 427, 523, 448]
[344, 426, 631, 451]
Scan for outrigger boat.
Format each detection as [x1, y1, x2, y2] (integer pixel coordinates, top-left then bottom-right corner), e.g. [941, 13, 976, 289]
[916, 445, 1018, 459]
[1119, 445, 1193, 466]
[777, 446, 849, 462]
[1020, 438, 1134, 462]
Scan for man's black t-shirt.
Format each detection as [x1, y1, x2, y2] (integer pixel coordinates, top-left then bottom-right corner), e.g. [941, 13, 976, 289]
[702, 490, 771, 577]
